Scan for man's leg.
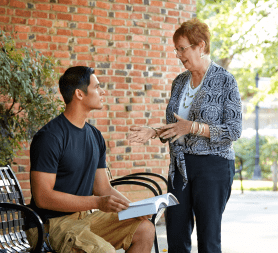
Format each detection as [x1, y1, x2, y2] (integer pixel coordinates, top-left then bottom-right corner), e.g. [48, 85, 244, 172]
[87, 211, 155, 253]
[126, 219, 155, 253]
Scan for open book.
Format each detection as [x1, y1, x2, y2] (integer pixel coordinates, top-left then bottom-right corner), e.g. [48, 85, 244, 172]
[118, 193, 179, 221]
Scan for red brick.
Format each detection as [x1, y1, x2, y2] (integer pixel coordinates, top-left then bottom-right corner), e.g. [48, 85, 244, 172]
[58, 0, 73, 4]
[111, 19, 125, 26]
[33, 42, 48, 49]
[110, 105, 125, 111]
[37, 19, 52, 27]
[52, 36, 68, 43]
[52, 4, 68, 12]
[57, 29, 71, 36]
[78, 23, 93, 30]
[72, 30, 87, 37]
[10, 0, 26, 9]
[28, 18, 36, 25]
[15, 9, 31, 17]
[112, 4, 125, 11]
[77, 38, 91, 44]
[31, 26, 47, 33]
[53, 20, 67, 28]
[130, 28, 143, 34]
[72, 14, 88, 22]
[50, 44, 57, 50]
[36, 34, 51, 42]
[0, 16, 10, 23]
[133, 35, 146, 42]
[7, 9, 14, 15]
[74, 45, 89, 52]
[72, 0, 88, 6]
[95, 32, 111, 40]
[14, 25, 30, 32]
[36, 3, 51, 11]
[57, 13, 72, 21]
[165, 2, 177, 8]
[11, 17, 26, 24]
[96, 16, 110, 25]
[133, 6, 146, 12]
[115, 12, 129, 19]
[54, 51, 70, 58]
[115, 27, 128, 33]
[166, 17, 178, 24]
[112, 34, 125, 41]
[150, 0, 163, 6]
[0, 0, 8, 6]
[95, 1, 110, 9]
[77, 54, 92, 61]
[77, 7, 91, 14]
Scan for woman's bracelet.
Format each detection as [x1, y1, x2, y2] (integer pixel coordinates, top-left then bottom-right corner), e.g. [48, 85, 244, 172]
[190, 121, 206, 136]
[190, 121, 196, 134]
[144, 126, 158, 139]
[196, 123, 205, 136]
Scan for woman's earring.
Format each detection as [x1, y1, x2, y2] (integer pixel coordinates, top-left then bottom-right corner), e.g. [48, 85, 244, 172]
[200, 53, 204, 58]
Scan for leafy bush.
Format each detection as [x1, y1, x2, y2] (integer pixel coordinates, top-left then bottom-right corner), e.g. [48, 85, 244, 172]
[234, 135, 277, 179]
[0, 31, 63, 166]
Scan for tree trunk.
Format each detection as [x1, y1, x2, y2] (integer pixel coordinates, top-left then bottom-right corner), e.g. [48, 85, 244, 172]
[216, 55, 234, 70]
[272, 160, 277, 191]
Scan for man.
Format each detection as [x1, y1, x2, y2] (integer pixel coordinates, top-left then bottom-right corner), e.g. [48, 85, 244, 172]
[28, 66, 155, 253]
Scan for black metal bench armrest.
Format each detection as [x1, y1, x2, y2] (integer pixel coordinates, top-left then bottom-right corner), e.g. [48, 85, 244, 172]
[0, 202, 44, 253]
[110, 180, 159, 197]
[123, 172, 168, 187]
[111, 176, 162, 195]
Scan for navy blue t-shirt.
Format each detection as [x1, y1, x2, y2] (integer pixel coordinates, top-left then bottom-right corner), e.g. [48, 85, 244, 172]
[30, 113, 106, 222]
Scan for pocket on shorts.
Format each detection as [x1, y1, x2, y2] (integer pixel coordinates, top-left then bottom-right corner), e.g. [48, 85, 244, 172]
[59, 227, 114, 253]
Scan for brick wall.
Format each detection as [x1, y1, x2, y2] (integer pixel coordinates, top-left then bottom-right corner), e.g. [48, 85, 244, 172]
[0, 0, 196, 203]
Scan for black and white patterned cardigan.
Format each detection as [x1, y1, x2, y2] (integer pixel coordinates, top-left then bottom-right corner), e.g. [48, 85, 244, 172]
[164, 61, 242, 190]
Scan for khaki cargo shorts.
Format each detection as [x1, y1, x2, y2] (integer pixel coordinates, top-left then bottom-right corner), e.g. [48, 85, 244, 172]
[26, 210, 143, 253]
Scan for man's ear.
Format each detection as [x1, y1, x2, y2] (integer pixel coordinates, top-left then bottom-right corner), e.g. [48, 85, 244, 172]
[74, 89, 84, 101]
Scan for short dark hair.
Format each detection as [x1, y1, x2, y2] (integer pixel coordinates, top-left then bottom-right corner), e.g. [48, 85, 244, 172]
[173, 18, 211, 54]
[59, 66, 95, 104]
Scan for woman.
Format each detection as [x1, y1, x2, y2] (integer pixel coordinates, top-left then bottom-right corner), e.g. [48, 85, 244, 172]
[128, 18, 242, 253]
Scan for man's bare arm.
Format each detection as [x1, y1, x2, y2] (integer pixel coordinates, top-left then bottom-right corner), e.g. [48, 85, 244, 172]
[31, 170, 129, 213]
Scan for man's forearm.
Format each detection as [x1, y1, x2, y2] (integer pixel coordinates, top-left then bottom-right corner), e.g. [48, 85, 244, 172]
[34, 190, 101, 213]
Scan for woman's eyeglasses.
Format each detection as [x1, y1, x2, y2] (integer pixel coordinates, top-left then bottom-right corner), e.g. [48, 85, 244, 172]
[173, 44, 193, 54]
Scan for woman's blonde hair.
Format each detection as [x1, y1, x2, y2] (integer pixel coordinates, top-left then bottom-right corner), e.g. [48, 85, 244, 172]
[173, 18, 211, 54]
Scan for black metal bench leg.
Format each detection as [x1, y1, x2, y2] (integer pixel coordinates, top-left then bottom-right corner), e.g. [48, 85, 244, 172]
[154, 229, 159, 253]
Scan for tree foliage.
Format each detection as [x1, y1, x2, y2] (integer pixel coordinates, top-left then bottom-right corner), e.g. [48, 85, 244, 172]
[0, 31, 64, 166]
[197, 0, 278, 100]
[234, 136, 274, 179]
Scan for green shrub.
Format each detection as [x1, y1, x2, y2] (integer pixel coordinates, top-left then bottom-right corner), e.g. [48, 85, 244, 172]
[0, 31, 63, 166]
[234, 135, 277, 179]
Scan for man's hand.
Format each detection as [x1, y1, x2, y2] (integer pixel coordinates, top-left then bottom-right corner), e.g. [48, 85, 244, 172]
[97, 195, 130, 213]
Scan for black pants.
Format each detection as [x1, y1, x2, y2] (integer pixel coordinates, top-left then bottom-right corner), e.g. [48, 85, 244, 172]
[166, 154, 235, 253]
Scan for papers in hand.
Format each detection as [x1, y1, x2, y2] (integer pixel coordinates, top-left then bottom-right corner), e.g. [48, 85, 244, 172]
[118, 193, 179, 221]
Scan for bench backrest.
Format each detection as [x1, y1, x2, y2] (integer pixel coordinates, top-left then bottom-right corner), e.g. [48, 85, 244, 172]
[0, 165, 32, 251]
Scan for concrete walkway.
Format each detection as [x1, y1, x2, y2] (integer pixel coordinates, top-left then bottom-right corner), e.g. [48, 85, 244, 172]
[153, 190, 278, 253]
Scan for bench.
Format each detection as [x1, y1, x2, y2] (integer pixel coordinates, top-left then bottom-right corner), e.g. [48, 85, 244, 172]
[0, 165, 167, 253]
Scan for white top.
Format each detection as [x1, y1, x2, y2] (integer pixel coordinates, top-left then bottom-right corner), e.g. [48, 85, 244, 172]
[178, 76, 202, 145]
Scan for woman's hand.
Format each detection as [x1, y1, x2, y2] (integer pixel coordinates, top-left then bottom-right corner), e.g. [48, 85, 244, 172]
[127, 126, 155, 144]
[160, 113, 192, 143]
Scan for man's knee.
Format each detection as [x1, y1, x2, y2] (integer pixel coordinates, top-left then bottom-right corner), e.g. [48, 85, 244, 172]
[135, 219, 155, 243]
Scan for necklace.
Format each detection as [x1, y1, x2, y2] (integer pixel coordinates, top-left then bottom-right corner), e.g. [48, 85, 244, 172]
[183, 61, 212, 109]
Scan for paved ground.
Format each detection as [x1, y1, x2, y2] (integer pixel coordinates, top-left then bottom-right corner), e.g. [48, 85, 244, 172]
[117, 190, 278, 253]
[153, 190, 278, 253]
